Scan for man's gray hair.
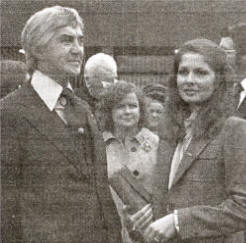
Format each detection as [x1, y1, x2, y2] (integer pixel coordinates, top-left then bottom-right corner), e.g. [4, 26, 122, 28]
[21, 6, 84, 74]
[84, 53, 117, 80]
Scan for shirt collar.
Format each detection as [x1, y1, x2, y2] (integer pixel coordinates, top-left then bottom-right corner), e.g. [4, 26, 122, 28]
[31, 70, 73, 111]
[103, 128, 145, 144]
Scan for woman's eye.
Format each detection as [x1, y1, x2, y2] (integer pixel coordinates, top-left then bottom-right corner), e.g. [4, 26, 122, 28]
[195, 69, 208, 75]
[116, 104, 124, 109]
[178, 69, 188, 75]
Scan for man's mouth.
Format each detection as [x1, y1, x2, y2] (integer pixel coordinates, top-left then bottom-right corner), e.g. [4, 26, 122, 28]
[68, 60, 81, 65]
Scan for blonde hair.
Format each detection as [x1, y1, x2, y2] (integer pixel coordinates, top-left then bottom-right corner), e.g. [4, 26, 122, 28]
[21, 6, 84, 74]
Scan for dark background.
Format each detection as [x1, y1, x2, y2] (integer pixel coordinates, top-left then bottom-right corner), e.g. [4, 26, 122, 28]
[1, 0, 246, 87]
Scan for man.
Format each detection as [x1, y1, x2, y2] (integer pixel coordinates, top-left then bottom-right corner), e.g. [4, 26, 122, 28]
[1, 6, 122, 243]
[219, 22, 246, 118]
[75, 53, 118, 108]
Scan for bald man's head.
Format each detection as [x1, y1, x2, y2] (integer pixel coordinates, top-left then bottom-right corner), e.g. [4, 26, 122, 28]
[84, 53, 118, 98]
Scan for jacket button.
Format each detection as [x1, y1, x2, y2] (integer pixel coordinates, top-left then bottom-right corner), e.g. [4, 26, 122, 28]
[131, 147, 137, 152]
[133, 170, 139, 176]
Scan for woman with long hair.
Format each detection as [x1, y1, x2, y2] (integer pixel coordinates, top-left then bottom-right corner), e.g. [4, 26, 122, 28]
[127, 39, 246, 243]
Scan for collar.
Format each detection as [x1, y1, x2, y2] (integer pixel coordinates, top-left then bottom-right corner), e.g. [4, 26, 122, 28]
[103, 128, 148, 145]
[31, 70, 73, 111]
[238, 78, 246, 109]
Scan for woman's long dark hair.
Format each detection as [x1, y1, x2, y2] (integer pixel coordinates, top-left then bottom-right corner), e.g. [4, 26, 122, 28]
[164, 39, 235, 143]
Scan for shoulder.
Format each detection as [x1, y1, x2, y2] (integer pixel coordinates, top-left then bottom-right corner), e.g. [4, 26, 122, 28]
[220, 116, 246, 146]
[1, 87, 27, 116]
[223, 116, 246, 132]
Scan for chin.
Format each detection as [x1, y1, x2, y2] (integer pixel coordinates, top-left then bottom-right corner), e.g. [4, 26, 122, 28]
[66, 68, 81, 77]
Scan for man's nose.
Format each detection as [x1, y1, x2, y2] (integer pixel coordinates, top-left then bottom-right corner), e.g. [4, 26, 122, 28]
[71, 40, 83, 55]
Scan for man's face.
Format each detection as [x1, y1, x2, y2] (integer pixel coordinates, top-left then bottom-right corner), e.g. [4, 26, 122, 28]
[85, 70, 117, 98]
[36, 25, 84, 80]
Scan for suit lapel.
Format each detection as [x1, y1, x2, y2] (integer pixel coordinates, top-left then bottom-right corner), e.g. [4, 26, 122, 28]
[171, 136, 213, 188]
[19, 86, 86, 175]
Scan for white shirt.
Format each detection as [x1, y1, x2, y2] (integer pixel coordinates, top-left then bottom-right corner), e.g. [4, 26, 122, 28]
[31, 70, 73, 124]
[238, 78, 246, 109]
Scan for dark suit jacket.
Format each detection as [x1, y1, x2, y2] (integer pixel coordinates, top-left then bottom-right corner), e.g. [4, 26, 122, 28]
[1, 84, 122, 243]
[152, 116, 246, 243]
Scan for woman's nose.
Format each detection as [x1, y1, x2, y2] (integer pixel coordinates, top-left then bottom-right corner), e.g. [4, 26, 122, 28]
[124, 106, 131, 113]
[186, 72, 194, 83]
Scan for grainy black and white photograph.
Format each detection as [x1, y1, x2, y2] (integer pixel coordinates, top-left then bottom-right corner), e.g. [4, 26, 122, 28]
[1, 1, 246, 242]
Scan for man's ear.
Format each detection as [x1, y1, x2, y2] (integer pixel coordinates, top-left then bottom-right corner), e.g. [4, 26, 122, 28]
[32, 46, 46, 60]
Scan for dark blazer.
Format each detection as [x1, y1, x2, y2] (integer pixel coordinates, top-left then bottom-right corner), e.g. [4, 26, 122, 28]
[1, 84, 122, 243]
[152, 116, 246, 243]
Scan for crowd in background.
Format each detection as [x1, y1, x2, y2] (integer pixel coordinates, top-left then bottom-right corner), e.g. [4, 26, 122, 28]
[1, 5, 246, 243]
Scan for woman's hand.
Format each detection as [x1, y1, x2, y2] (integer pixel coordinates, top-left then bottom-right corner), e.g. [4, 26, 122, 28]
[143, 214, 176, 243]
[122, 204, 153, 233]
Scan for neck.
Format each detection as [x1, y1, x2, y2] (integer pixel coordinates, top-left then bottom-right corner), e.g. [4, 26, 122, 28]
[113, 126, 139, 141]
[188, 104, 201, 114]
[37, 67, 75, 88]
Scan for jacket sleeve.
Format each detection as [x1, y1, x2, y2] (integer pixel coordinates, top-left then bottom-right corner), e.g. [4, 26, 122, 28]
[177, 117, 246, 240]
[1, 106, 24, 242]
[86, 111, 123, 243]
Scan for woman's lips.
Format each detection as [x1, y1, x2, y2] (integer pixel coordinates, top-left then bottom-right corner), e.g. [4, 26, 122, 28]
[183, 89, 198, 95]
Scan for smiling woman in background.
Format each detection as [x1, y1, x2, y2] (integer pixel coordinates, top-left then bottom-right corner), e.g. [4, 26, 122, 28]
[98, 80, 159, 243]
[127, 39, 246, 243]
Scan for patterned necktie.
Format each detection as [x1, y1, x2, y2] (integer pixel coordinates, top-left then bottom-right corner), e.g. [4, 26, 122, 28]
[61, 88, 85, 129]
[61, 88, 93, 179]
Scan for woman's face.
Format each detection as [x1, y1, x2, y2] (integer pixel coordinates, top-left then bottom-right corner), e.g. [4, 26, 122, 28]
[177, 52, 216, 105]
[145, 99, 164, 130]
[112, 92, 140, 130]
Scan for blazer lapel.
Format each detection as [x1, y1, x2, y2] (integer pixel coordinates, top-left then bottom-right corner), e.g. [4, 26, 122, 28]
[20, 86, 85, 175]
[171, 136, 213, 188]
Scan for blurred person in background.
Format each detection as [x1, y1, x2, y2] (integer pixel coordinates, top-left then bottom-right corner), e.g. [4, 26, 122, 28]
[143, 84, 167, 135]
[98, 80, 159, 243]
[75, 52, 118, 110]
[220, 22, 246, 118]
[126, 39, 246, 243]
[0, 60, 28, 99]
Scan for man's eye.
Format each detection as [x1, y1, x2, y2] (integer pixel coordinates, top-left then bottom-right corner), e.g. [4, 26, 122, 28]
[61, 37, 73, 43]
[78, 37, 84, 45]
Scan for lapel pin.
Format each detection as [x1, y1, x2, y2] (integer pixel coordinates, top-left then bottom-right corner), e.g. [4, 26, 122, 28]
[78, 127, 85, 135]
[60, 96, 67, 107]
